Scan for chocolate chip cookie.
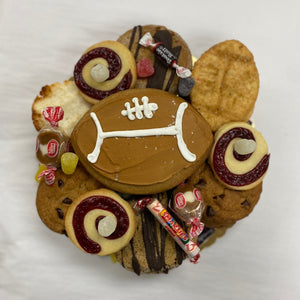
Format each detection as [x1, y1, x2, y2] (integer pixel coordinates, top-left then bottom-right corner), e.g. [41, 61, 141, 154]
[188, 163, 262, 228]
[36, 164, 103, 234]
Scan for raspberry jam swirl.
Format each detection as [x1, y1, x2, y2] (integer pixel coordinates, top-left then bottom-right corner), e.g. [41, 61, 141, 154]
[211, 123, 270, 190]
[74, 47, 132, 100]
[72, 195, 129, 254]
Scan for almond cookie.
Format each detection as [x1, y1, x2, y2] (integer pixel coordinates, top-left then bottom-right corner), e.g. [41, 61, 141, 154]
[73, 41, 137, 104]
[190, 40, 259, 131]
[65, 188, 136, 256]
[32, 80, 92, 138]
[71, 88, 213, 194]
[117, 25, 192, 94]
[114, 192, 187, 275]
[36, 164, 103, 234]
[188, 163, 262, 228]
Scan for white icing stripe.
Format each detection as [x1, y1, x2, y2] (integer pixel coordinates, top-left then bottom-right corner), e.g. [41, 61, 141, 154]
[87, 102, 196, 163]
[121, 96, 158, 120]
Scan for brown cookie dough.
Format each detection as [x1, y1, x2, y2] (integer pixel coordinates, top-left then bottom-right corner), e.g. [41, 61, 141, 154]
[114, 192, 187, 275]
[36, 164, 103, 234]
[117, 25, 192, 94]
[188, 163, 262, 228]
[190, 40, 259, 132]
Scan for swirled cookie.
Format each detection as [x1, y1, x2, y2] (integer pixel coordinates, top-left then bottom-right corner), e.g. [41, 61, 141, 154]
[65, 188, 136, 256]
[114, 192, 187, 275]
[190, 40, 259, 131]
[210, 122, 270, 190]
[188, 163, 262, 228]
[73, 41, 137, 104]
[117, 25, 192, 94]
[36, 164, 103, 234]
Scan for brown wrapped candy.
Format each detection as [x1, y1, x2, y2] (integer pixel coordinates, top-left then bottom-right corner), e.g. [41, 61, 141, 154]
[35, 107, 69, 167]
[172, 183, 205, 239]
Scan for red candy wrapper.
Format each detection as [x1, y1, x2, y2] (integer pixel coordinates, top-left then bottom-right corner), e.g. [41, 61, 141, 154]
[37, 166, 57, 186]
[43, 106, 64, 127]
[139, 32, 192, 79]
[135, 197, 200, 264]
[172, 183, 205, 239]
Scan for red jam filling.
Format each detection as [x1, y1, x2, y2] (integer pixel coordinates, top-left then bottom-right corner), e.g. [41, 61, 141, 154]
[213, 127, 270, 187]
[73, 47, 133, 100]
[72, 195, 129, 254]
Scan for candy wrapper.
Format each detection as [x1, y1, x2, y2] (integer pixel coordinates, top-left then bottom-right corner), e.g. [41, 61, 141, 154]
[139, 32, 193, 79]
[135, 196, 200, 264]
[35, 107, 69, 185]
[171, 183, 205, 240]
[35, 106, 69, 167]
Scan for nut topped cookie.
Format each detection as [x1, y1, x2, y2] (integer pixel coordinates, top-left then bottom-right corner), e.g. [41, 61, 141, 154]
[190, 40, 259, 131]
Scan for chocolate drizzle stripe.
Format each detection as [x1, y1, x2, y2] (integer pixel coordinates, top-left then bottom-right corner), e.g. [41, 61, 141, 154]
[129, 25, 142, 59]
[146, 30, 181, 91]
[165, 46, 181, 91]
[130, 239, 141, 275]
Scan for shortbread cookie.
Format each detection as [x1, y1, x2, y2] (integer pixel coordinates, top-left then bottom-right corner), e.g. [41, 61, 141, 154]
[73, 41, 137, 104]
[117, 25, 192, 94]
[188, 163, 262, 228]
[36, 164, 103, 234]
[65, 188, 136, 256]
[190, 40, 259, 131]
[71, 88, 213, 194]
[32, 80, 92, 137]
[114, 192, 187, 275]
[210, 122, 270, 190]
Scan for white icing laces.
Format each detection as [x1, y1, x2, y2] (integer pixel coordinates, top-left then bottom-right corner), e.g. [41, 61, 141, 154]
[87, 101, 196, 163]
[121, 96, 158, 120]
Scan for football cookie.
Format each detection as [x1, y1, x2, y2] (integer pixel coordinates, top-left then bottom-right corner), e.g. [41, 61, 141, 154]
[32, 80, 92, 138]
[71, 88, 213, 194]
[188, 163, 262, 228]
[73, 41, 137, 104]
[114, 193, 187, 274]
[36, 164, 103, 234]
[190, 40, 259, 131]
[65, 188, 136, 256]
[210, 122, 270, 190]
[117, 25, 192, 94]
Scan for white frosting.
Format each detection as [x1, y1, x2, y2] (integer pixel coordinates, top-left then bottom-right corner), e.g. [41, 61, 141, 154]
[87, 101, 196, 163]
[121, 96, 158, 120]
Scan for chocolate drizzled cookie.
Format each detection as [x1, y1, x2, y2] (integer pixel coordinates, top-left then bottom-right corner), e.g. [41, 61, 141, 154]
[114, 192, 186, 275]
[117, 25, 192, 94]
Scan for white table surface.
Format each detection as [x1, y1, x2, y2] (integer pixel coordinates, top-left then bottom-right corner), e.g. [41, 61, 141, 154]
[1, 0, 299, 299]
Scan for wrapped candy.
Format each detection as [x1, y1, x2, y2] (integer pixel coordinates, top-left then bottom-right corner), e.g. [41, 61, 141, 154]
[139, 32, 196, 98]
[172, 183, 205, 239]
[139, 32, 192, 79]
[135, 196, 200, 264]
[35, 106, 69, 167]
